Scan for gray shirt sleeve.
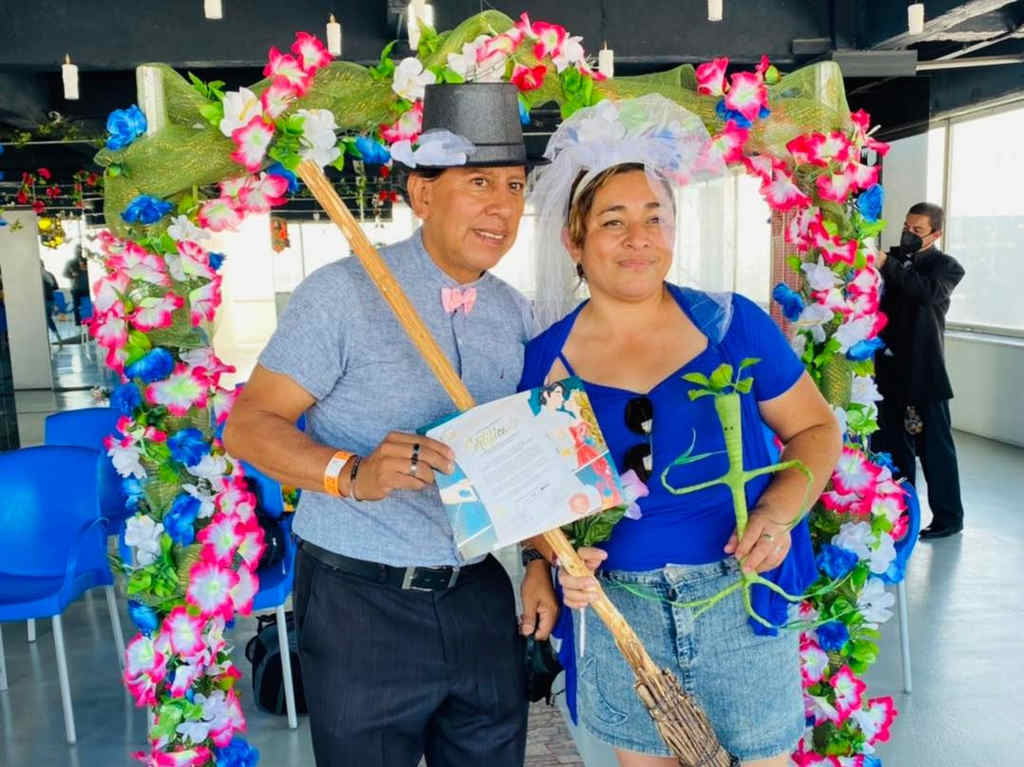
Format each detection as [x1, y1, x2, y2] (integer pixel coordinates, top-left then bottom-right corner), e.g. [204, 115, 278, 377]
[259, 262, 351, 400]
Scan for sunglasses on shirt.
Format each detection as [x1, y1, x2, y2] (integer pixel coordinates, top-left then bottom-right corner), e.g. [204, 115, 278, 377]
[623, 395, 654, 482]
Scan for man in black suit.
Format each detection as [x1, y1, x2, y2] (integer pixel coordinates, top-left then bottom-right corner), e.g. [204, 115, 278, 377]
[873, 202, 965, 539]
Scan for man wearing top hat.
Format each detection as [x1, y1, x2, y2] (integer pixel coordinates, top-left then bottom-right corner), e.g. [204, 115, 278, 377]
[224, 83, 558, 766]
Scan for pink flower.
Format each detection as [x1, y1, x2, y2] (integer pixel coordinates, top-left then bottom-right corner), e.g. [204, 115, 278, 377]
[134, 747, 212, 767]
[231, 564, 260, 615]
[810, 221, 858, 266]
[696, 57, 729, 97]
[260, 78, 296, 119]
[832, 446, 882, 495]
[161, 605, 206, 658]
[90, 305, 129, 350]
[263, 46, 313, 97]
[210, 386, 240, 425]
[799, 635, 829, 685]
[110, 242, 171, 288]
[235, 518, 267, 569]
[816, 171, 857, 203]
[168, 240, 216, 282]
[476, 33, 521, 77]
[93, 271, 131, 313]
[130, 293, 184, 332]
[530, 21, 567, 59]
[197, 197, 243, 232]
[124, 634, 167, 683]
[848, 267, 881, 297]
[145, 363, 210, 417]
[291, 31, 333, 73]
[829, 757, 865, 767]
[238, 172, 291, 213]
[792, 738, 829, 766]
[705, 120, 749, 165]
[216, 477, 257, 521]
[760, 166, 811, 211]
[853, 696, 898, 744]
[169, 661, 203, 699]
[845, 160, 880, 190]
[785, 207, 823, 253]
[186, 558, 240, 620]
[230, 116, 275, 173]
[209, 689, 246, 747]
[830, 665, 867, 723]
[849, 109, 890, 157]
[742, 154, 779, 184]
[511, 63, 547, 91]
[723, 71, 768, 122]
[188, 277, 222, 326]
[787, 131, 852, 167]
[380, 100, 423, 144]
[197, 512, 240, 565]
[820, 489, 860, 514]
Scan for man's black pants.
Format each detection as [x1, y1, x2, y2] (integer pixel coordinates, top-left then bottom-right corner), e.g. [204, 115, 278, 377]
[293, 547, 528, 767]
[873, 397, 964, 530]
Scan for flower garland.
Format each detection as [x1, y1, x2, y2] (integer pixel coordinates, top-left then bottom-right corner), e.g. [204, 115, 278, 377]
[91, 15, 909, 766]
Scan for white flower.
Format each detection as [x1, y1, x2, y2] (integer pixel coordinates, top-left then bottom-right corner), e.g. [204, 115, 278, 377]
[167, 215, 210, 242]
[832, 405, 849, 436]
[795, 303, 833, 344]
[296, 108, 341, 168]
[552, 35, 585, 72]
[834, 315, 875, 353]
[446, 36, 488, 79]
[219, 87, 262, 138]
[182, 482, 218, 519]
[791, 332, 807, 359]
[801, 257, 841, 292]
[857, 577, 896, 625]
[868, 533, 897, 574]
[176, 717, 212, 746]
[833, 521, 873, 559]
[107, 439, 146, 479]
[392, 129, 475, 168]
[188, 453, 228, 481]
[850, 375, 883, 406]
[391, 57, 437, 102]
[124, 516, 164, 566]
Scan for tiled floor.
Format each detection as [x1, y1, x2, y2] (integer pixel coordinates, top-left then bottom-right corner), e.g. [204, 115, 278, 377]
[3, 343, 1021, 765]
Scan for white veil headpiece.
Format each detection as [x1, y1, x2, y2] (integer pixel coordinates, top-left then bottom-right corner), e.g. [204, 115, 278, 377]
[528, 94, 731, 331]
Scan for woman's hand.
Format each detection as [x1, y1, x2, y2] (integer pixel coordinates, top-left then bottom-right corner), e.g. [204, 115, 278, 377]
[353, 431, 454, 501]
[557, 547, 608, 609]
[724, 507, 793, 574]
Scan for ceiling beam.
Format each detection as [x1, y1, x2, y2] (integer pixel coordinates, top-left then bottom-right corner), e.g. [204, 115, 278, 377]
[873, 0, 1017, 49]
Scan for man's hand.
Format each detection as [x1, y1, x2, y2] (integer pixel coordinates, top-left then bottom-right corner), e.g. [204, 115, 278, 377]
[353, 431, 454, 501]
[519, 560, 559, 639]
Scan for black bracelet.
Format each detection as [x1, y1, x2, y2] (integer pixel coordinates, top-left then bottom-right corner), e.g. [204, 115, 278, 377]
[349, 455, 363, 502]
[521, 547, 546, 568]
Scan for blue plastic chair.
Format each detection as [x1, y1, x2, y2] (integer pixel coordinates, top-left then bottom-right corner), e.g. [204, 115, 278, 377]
[53, 291, 70, 316]
[0, 446, 124, 744]
[45, 407, 129, 533]
[242, 460, 300, 728]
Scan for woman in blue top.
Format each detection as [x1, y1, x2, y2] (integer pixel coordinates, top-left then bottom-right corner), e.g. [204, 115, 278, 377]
[520, 97, 842, 766]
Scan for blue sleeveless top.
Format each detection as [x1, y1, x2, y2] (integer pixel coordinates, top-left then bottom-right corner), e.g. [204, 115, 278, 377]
[519, 285, 818, 721]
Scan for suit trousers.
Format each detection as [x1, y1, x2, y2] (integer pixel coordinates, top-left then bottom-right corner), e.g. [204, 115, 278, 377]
[873, 398, 964, 530]
[293, 546, 528, 767]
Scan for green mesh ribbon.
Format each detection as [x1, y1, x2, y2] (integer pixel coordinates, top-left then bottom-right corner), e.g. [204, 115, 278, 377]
[96, 10, 851, 239]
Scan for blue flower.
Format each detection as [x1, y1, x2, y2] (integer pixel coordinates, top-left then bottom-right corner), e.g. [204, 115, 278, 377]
[164, 493, 201, 546]
[127, 600, 159, 635]
[354, 136, 391, 166]
[879, 558, 906, 585]
[123, 477, 145, 512]
[267, 162, 299, 194]
[857, 184, 884, 222]
[124, 347, 175, 383]
[872, 451, 897, 474]
[846, 337, 885, 362]
[772, 283, 805, 322]
[816, 621, 850, 652]
[715, 100, 769, 129]
[863, 757, 882, 767]
[168, 428, 209, 467]
[208, 252, 225, 271]
[216, 736, 260, 767]
[519, 97, 531, 126]
[121, 194, 173, 225]
[106, 105, 148, 151]
[816, 544, 859, 580]
[0, 216, 7, 227]
[111, 382, 142, 415]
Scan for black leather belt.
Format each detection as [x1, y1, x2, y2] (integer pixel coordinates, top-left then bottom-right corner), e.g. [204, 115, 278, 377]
[299, 540, 485, 591]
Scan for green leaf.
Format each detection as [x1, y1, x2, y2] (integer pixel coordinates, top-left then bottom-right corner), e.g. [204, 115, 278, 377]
[187, 72, 210, 99]
[687, 389, 716, 401]
[709, 364, 733, 391]
[126, 571, 152, 594]
[331, 153, 346, 172]
[198, 101, 223, 129]
[738, 357, 761, 372]
[786, 255, 803, 273]
[681, 372, 711, 387]
[734, 378, 753, 394]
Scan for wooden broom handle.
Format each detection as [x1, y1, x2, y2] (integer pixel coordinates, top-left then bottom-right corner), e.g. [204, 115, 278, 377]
[296, 160, 615, 609]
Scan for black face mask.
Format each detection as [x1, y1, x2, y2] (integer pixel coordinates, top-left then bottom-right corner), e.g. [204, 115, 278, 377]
[899, 231, 924, 255]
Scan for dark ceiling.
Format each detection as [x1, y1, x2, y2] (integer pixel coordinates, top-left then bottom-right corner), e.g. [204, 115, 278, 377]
[1, 0, 1022, 209]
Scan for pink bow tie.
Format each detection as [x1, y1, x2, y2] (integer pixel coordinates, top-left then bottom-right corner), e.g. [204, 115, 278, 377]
[441, 286, 477, 315]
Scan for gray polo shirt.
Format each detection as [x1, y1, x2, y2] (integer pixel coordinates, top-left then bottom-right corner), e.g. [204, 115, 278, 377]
[259, 229, 535, 567]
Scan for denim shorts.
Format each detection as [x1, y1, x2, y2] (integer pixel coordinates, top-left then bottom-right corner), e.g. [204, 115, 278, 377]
[572, 558, 804, 761]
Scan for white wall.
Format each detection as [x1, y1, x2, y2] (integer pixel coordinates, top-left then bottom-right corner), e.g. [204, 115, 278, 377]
[0, 210, 54, 389]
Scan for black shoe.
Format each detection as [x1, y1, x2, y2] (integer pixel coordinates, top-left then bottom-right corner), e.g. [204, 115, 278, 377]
[919, 525, 963, 540]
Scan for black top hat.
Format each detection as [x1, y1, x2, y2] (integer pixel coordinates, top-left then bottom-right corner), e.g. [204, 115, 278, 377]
[415, 82, 532, 168]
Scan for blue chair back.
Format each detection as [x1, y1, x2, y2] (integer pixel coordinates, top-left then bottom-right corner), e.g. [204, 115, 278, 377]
[893, 480, 922, 567]
[45, 407, 127, 529]
[54, 291, 70, 313]
[78, 296, 94, 322]
[0, 446, 108, 578]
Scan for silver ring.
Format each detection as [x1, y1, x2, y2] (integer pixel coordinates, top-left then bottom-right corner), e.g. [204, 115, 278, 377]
[409, 456, 419, 476]
[760, 532, 775, 542]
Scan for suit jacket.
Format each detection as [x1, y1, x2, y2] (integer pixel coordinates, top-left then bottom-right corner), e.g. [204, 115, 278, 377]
[876, 246, 964, 403]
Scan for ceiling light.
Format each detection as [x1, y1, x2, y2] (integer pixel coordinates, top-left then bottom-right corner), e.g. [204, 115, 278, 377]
[326, 13, 342, 57]
[708, 0, 723, 22]
[62, 54, 79, 100]
[204, 0, 223, 20]
[908, 3, 925, 35]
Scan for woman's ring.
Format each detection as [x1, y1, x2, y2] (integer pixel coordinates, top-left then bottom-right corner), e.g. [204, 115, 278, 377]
[760, 532, 775, 542]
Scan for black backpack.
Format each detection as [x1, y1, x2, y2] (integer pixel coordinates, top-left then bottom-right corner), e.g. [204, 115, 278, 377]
[245, 612, 308, 716]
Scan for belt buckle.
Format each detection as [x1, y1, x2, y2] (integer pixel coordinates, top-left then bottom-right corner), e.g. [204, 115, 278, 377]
[401, 566, 460, 591]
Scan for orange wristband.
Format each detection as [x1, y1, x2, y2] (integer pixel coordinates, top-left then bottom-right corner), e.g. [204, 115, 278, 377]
[323, 450, 354, 497]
